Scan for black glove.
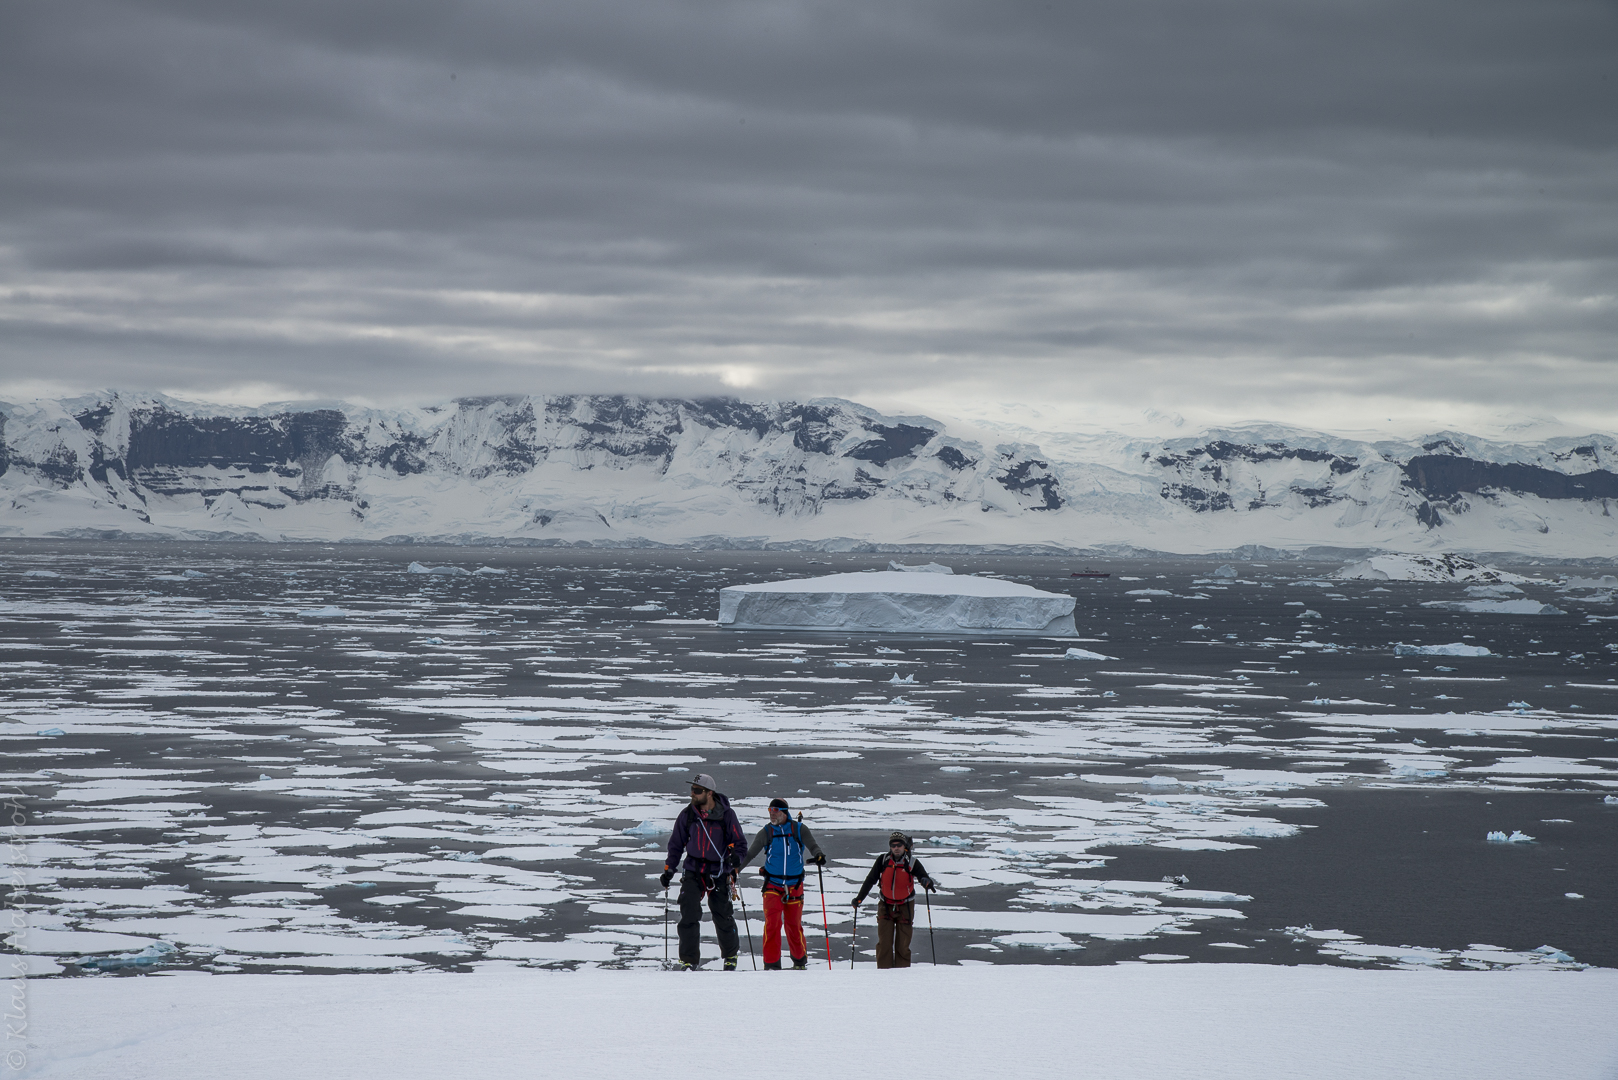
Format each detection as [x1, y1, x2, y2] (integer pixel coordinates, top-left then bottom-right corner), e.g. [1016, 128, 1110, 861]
[811, 853, 827, 866]
[659, 870, 673, 889]
[922, 878, 936, 891]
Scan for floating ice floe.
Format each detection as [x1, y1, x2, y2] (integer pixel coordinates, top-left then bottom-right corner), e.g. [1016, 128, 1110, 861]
[1336, 553, 1537, 584]
[1466, 584, 1522, 597]
[1212, 565, 1238, 579]
[1063, 647, 1112, 660]
[993, 932, 1082, 950]
[1605, 795, 1618, 805]
[1485, 830, 1534, 843]
[297, 606, 346, 618]
[473, 566, 506, 575]
[23, 569, 61, 577]
[408, 562, 472, 576]
[1394, 643, 1492, 657]
[1421, 599, 1564, 615]
[928, 835, 973, 848]
[888, 673, 917, 684]
[887, 560, 952, 574]
[622, 820, 664, 838]
[717, 571, 1077, 636]
[74, 940, 177, 971]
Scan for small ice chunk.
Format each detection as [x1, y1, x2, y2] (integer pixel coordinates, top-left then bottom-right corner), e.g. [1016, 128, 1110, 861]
[1394, 643, 1492, 657]
[993, 932, 1082, 950]
[1605, 795, 1618, 805]
[1530, 945, 1575, 962]
[718, 571, 1076, 636]
[75, 941, 177, 971]
[927, 836, 973, 848]
[298, 606, 345, 618]
[1421, 599, 1564, 615]
[23, 569, 61, 578]
[1486, 830, 1534, 843]
[408, 562, 472, 576]
[939, 766, 972, 773]
[36, 728, 65, 737]
[623, 820, 665, 838]
[1565, 893, 1584, 900]
[424, 637, 446, 645]
[1466, 584, 1522, 597]
[181, 569, 207, 578]
[1063, 647, 1112, 660]
[473, 566, 507, 575]
[888, 673, 916, 684]
[1212, 565, 1238, 579]
[887, 561, 953, 575]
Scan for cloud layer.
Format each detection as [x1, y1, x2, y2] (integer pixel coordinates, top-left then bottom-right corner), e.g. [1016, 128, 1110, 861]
[3, 0, 1615, 431]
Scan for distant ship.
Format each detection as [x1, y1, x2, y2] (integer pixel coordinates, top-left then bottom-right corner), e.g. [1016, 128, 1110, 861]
[1070, 569, 1111, 578]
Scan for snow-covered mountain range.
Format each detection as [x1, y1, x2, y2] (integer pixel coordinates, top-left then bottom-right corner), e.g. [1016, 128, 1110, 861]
[2, 392, 1615, 558]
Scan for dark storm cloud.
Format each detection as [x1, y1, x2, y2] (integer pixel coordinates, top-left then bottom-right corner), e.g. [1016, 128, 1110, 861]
[2, 0, 1615, 427]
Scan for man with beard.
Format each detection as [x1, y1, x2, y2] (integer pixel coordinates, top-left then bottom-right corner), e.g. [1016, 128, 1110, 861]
[659, 773, 747, 970]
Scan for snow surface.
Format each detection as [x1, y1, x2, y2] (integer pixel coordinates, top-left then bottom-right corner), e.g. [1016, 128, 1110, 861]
[22, 967, 1618, 1080]
[718, 571, 1078, 636]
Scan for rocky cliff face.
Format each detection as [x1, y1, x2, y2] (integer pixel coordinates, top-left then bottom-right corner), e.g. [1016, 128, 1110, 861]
[2, 392, 1614, 556]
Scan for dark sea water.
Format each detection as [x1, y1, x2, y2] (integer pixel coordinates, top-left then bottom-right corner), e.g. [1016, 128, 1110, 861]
[1, 541, 1613, 974]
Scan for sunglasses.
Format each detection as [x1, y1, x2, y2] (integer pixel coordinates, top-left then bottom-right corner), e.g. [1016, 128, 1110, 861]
[690, 787, 709, 795]
[889, 841, 906, 848]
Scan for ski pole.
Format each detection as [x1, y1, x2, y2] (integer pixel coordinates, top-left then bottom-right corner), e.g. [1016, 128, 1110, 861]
[663, 883, 670, 968]
[735, 878, 757, 970]
[815, 864, 833, 970]
[850, 902, 858, 969]
[925, 886, 937, 967]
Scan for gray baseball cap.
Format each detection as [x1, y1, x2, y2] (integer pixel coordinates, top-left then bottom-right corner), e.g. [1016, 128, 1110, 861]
[689, 773, 718, 792]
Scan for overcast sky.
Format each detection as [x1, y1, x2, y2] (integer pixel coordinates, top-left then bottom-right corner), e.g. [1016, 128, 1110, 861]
[2, 0, 1615, 436]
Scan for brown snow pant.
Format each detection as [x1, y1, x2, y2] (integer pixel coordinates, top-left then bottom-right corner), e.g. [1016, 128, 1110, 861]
[876, 900, 914, 968]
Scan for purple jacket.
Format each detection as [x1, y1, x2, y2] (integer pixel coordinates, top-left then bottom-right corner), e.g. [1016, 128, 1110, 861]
[664, 792, 746, 878]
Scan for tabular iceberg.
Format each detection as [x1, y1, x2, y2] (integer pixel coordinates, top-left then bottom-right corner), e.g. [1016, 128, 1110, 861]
[717, 571, 1077, 636]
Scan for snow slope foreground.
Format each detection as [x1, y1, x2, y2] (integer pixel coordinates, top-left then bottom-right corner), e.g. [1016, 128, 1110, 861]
[25, 967, 1618, 1080]
[718, 570, 1078, 635]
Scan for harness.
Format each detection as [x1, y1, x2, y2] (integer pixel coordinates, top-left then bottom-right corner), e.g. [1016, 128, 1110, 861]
[681, 804, 740, 891]
[761, 820, 806, 887]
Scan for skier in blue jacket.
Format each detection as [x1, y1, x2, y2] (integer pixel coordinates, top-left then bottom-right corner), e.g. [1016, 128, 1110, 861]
[659, 773, 748, 970]
[741, 798, 826, 969]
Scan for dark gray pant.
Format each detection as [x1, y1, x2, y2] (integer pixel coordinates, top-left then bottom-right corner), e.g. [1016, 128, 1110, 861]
[677, 871, 739, 964]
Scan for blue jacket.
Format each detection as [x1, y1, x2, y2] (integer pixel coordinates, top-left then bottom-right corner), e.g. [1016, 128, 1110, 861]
[664, 792, 746, 878]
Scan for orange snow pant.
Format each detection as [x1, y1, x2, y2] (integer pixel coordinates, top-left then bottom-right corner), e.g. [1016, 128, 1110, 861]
[761, 882, 807, 965]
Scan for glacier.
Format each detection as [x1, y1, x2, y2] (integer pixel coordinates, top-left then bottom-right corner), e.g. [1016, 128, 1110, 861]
[717, 571, 1079, 636]
[1, 390, 1616, 558]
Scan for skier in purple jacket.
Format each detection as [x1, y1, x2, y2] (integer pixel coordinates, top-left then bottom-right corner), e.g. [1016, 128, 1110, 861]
[659, 773, 747, 970]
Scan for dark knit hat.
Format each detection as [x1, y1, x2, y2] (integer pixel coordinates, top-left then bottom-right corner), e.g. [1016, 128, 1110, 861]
[769, 798, 790, 812]
[888, 830, 910, 848]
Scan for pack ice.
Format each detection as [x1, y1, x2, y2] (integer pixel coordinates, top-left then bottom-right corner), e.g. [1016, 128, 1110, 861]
[717, 571, 1078, 636]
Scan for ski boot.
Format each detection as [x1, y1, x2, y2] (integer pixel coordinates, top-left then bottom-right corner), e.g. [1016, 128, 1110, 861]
[723, 956, 738, 971]
[763, 961, 782, 971]
[791, 957, 808, 970]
